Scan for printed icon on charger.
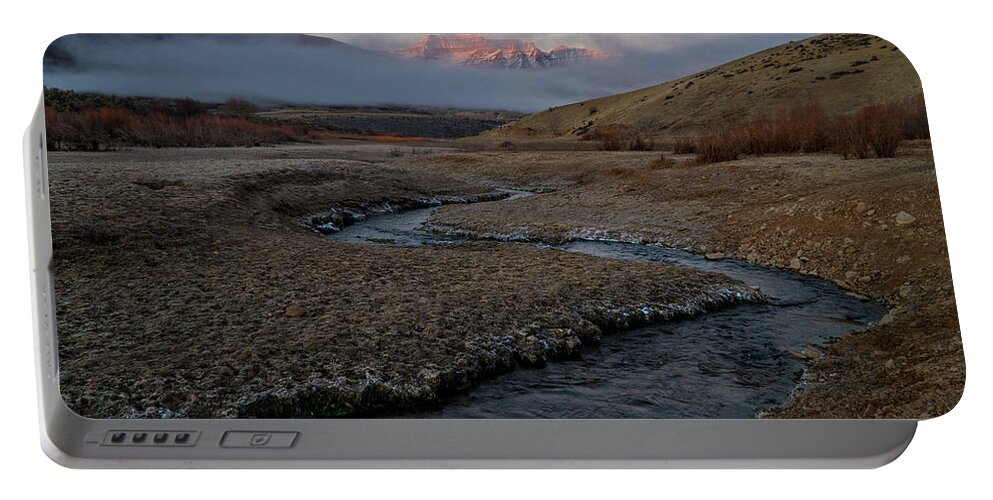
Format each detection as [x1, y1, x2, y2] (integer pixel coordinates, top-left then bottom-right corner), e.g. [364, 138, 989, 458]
[249, 433, 272, 447]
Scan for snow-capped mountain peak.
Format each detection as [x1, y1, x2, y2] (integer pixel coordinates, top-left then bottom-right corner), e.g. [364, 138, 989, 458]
[396, 34, 610, 69]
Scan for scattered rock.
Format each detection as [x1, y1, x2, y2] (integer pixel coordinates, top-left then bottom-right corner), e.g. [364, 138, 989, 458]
[854, 201, 868, 214]
[845, 271, 858, 281]
[895, 211, 916, 225]
[877, 312, 895, 326]
[802, 345, 825, 359]
[789, 257, 802, 269]
[896, 255, 911, 264]
[785, 345, 826, 361]
[784, 349, 807, 360]
[899, 284, 912, 298]
[284, 305, 305, 318]
[705, 252, 726, 260]
[884, 359, 896, 369]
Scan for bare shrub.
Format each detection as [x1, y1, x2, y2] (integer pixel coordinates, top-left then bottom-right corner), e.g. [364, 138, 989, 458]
[862, 103, 904, 158]
[694, 128, 739, 164]
[833, 114, 871, 159]
[586, 125, 650, 151]
[689, 93, 928, 162]
[45, 106, 305, 150]
[627, 135, 655, 151]
[732, 102, 829, 155]
[588, 128, 627, 151]
[901, 93, 930, 140]
[672, 138, 697, 154]
[835, 98, 921, 159]
[599, 136, 626, 151]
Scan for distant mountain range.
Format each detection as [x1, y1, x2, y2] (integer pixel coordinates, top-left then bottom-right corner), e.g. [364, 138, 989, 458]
[395, 34, 611, 69]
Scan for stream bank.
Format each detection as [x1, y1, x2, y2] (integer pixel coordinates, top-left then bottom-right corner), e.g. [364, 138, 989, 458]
[326, 192, 885, 418]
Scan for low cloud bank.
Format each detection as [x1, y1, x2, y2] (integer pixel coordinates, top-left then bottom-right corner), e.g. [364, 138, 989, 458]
[44, 34, 805, 112]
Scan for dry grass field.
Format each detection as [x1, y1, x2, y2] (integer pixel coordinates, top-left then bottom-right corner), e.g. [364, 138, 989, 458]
[485, 34, 922, 140]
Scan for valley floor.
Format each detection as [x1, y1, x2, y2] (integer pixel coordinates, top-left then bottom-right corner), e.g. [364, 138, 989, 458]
[411, 145, 963, 418]
[49, 144, 757, 418]
[49, 142, 963, 419]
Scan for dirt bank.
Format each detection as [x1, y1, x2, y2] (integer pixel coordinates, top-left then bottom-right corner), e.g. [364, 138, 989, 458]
[49, 145, 761, 418]
[411, 145, 963, 419]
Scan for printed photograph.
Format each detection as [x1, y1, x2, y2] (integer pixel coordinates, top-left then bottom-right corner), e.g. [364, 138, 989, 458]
[42, 33, 963, 419]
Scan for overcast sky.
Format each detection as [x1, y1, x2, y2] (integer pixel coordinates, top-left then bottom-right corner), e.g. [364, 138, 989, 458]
[44, 34, 810, 112]
[322, 33, 744, 54]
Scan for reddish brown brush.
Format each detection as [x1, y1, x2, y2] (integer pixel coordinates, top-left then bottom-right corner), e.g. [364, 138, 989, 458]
[833, 113, 872, 159]
[671, 138, 697, 154]
[692, 93, 929, 164]
[902, 93, 930, 140]
[586, 125, 655, 151]
[733, 102, 830, 156]
[834, 95, 928, 159]
[592, 128, 628, 151]
[45, 106, 307, 151]
[861, 103, 904, 158]
[694, 128, 739, 164]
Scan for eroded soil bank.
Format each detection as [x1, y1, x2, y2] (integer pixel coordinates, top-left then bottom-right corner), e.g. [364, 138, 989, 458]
[49, 145, 761, 418]
[412, 145, 963, 418]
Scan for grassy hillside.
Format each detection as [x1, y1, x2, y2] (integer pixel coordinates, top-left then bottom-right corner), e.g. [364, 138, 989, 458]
[483, 34, 923, 140]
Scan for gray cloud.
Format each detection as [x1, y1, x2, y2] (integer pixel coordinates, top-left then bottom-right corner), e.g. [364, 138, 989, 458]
[324, 33, 743, 56]
[44, 34, 809, 112]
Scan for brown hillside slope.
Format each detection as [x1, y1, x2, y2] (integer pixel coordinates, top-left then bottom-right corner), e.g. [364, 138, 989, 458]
[484, 34, 922, 139]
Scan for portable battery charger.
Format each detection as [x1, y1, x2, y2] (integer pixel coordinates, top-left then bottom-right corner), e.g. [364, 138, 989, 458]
[26, 33, 962, 468]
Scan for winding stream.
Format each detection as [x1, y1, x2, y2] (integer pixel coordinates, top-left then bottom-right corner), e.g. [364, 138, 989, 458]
[325, 190, 885, 418]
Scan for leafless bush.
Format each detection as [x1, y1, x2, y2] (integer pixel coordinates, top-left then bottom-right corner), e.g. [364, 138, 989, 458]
[672, 138, 697, 154]
[627, 135, 655, 151]
[833, 114, 871, 159]
[45, 106, 305, 150]
[690, 93, 928, 163]
[587, 126, 654, 151]
[694, 128, 740, 164]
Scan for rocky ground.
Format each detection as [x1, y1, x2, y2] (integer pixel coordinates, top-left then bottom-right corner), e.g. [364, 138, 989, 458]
[49, 144, 760, 418]
[408, 143, 964, 419]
